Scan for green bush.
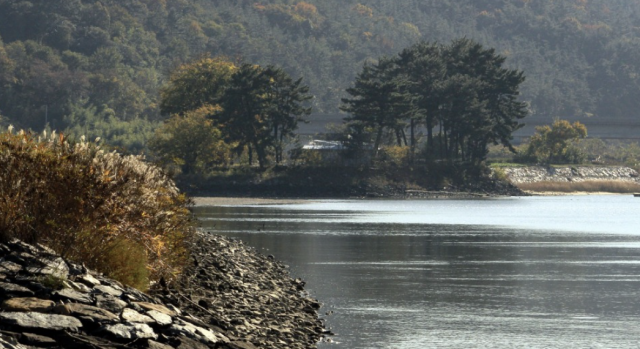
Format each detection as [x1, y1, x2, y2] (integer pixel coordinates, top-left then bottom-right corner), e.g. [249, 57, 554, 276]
[0, 127, 194, 289]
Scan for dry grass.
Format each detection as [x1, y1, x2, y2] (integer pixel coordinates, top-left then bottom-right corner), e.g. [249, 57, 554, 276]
[0, 128, 195, 289]
[517, 180, 640, 193]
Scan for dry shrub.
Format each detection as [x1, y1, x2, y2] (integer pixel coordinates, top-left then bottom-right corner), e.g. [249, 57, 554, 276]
[492, 167, 510, 183]
[379, 146, 410, 167]
[518, 180, 640, 193]
[0, 127, 194, 288]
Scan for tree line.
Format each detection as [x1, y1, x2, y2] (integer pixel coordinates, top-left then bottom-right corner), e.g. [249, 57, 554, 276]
[150, 58, 311, 172]
[341, 39, 527, 165]
[0, 0, 639, 154]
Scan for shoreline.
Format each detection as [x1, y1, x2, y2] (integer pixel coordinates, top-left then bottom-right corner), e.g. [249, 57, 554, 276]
[192, 196, 320, 206]
[192, 191, 636, 206]
[523, 190, 631, 196]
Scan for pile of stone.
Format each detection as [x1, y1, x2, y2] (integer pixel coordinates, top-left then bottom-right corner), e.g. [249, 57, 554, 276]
[503, 166, 640, 184]
[150, 233, 330, 349]
[0, 234, 328, 348]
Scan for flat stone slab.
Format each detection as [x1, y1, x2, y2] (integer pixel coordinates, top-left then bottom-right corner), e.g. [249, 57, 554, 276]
[0, 261, 23, 274]
[95, 294, 128, 314]
[135, 302, 176, 316]
[77, 274, 101, 288]
[167, 321, 221, 345]
[121, 308, 154, 324]
[63, 280, 92, 293]
[147, 310, 173, 326]
[26, 257, 69, 279]
[0, 282, 34, 297]
[0, 312, 82, 331]
[94, 285, 123, 297]
[20, 333, 57, 346]
[67, 303, 119, 322]
[2, 297, 54, 313]
[53, 288, 92, 304]
[148, 340, 174, 349]
[102, 323, 157, 340]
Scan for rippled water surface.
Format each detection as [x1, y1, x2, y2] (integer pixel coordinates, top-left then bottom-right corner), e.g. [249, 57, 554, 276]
[193, 196, 640, 348]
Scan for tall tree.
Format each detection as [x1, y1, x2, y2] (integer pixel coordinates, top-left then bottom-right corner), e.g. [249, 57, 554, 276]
[221, 64, 312, 168]
[341, 57, 409, 158]
[343, 39, 528, 165]
[159, 57, 236, 116]
[262, 65, 312, 164]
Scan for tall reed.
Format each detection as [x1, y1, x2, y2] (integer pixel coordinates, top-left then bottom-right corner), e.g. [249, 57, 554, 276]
[0, 128, 194, 289]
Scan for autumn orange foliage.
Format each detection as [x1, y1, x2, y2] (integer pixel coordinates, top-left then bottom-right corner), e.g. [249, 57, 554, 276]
[0, 127, 194, 289]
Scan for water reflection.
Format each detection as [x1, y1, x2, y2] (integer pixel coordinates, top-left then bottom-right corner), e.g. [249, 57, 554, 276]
[193, 196, 640, 348]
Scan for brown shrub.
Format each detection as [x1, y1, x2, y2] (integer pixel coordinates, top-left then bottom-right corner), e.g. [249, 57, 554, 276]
[0, 128, 194, 288]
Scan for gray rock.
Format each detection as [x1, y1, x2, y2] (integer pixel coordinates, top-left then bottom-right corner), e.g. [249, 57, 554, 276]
[0, 282, 34, 297]
[148, 340, 174, 349]
[94, 285, 123, 297]
[146, 310, 173, 326]
[0, 335, 27, 349]
[175, 337, 209, 349]
[167, 320, 221, 345]
[63, 280, 92, 293]
[121, 308, 154, 324]
[53, 288, 93, 304]
[229, 341, 260, 349]
[20, 333, 57, 346]
[0, 312, 82, 332]
[95, 294, 128, 314]
[77, 273, 101, 288]
[135, 302, 177, 317]
[0, 261, 23, 274]
[26, 257, 69, 279]
[102, 323, 158, 340]
[67, 303, 119, 322]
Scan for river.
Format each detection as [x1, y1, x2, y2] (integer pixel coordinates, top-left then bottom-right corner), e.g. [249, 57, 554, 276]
[193, 195, 640, 348]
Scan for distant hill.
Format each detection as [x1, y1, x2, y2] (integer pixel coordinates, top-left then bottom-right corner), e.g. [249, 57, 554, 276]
[1, 0, 639, 149]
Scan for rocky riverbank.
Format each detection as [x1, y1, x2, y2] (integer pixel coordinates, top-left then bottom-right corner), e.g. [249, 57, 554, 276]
[0, 234, 327, 348]
[502, 166, 640, 184]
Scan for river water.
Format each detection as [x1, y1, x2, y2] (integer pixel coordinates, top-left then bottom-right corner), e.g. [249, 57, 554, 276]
[193, 196, 640, 348]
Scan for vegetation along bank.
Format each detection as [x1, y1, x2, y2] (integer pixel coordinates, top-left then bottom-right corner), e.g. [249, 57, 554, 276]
[0, 129, 328, 348]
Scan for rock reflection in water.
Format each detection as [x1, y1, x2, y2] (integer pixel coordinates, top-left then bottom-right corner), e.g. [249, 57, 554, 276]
[193, 196, 640, 349]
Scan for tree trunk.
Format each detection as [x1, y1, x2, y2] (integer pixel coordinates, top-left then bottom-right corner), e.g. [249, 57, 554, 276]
[373, 126, 384, 159]
[410, 119, 416, 164]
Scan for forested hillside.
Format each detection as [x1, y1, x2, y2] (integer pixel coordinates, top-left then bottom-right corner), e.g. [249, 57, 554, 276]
[0, 0, 639, 151]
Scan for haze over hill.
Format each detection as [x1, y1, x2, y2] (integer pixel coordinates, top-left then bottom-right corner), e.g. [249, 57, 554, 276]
[1, 0, 639, 148]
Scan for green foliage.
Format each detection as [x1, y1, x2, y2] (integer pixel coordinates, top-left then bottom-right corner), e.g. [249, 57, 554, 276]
[219, 63, 313, 168]
[148, 106, 234, 175]
[63, 103, 159, 154]
[342, 39, 527, 165]
[1, 0, 640, 159]
[0, 127, 194, 288]
[492, 167, 509, 183]
[157, 58, 312, 169]
[576, 138, 640, 168]
[38, 275, 66, 291]
[518, 120, 588, 164]
[159, 57, 237, 117]
[101, 237, 150, 291]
